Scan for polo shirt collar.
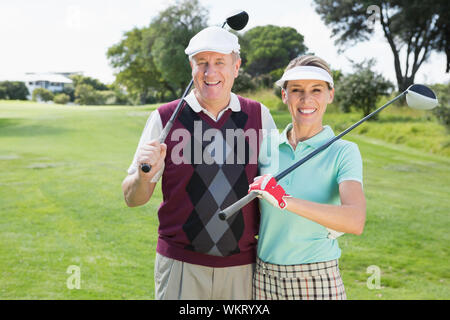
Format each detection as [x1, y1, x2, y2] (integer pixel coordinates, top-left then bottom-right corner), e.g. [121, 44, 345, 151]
[279, 123, 335, 149]
[184, 91, 241, 114]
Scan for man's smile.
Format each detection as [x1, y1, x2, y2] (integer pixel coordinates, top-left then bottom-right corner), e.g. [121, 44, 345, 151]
[204, 80, 221, 86]
[297, 107, 317, 115]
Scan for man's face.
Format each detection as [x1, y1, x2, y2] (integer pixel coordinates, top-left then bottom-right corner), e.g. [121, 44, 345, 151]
[190, 51, 241, 108]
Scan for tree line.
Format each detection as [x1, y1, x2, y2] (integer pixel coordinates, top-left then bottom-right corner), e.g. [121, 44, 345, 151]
[1, 0, 448, 127]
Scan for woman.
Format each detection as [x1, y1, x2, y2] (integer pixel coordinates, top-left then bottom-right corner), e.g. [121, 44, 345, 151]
[250, 55, 366, 300]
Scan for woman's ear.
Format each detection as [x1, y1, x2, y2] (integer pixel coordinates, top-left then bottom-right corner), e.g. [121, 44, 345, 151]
[328, 87, 335, 104]
[281, 88, 288, 104]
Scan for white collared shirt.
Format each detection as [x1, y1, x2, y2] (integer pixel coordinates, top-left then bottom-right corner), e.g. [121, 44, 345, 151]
[127, 91, 277, 182]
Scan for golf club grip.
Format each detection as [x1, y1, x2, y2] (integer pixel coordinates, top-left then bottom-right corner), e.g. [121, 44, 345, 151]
[139, 125, 172, 173]
[218, 192, 259, 221]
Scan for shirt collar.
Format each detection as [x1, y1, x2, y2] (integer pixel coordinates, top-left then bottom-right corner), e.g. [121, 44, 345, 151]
[184, 91, 241, 114]
[279, 123, 335, 149]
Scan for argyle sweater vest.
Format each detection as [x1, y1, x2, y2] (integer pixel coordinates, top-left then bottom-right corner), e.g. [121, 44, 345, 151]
[156, 96, 263, 267]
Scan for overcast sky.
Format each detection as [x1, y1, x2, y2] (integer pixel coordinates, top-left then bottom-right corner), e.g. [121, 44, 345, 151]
[1, 0, 448, 87]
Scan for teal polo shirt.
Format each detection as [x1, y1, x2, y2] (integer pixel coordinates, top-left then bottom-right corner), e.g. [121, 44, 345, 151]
[257, 124, 363, 265]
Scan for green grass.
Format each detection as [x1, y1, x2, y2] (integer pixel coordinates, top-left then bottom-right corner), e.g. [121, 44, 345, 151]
[0, 98, 449, 300]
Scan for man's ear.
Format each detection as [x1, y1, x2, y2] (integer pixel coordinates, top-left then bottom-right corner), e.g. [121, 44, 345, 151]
[234, 58, 241, 78]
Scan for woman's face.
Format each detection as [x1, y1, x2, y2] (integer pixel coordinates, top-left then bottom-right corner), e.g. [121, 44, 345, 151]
[282, 79, 334, 131]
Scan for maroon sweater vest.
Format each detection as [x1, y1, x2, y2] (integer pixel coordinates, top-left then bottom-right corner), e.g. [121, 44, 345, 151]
[156, 96, 263, 267]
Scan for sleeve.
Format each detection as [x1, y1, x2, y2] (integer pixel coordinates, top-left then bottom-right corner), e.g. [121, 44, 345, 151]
[127, 110, 164, 183]
[260, 103, 278, 132]
[336, 142, 363, 186]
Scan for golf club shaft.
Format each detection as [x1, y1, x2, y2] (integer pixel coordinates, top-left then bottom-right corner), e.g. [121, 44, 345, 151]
[219, 90, 407, 220]
[140, 80, 193, 173]
[274, 91, 407, 180]
[218, 192, 259, 220]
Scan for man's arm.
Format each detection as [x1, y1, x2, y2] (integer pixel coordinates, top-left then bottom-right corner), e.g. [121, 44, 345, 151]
[122, 110, 165, 207]
[122, 174, 157, 207]
[122, 140, 166, 207]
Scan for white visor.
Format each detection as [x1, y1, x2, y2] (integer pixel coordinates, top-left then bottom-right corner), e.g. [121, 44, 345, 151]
[275, 66, 334, 88]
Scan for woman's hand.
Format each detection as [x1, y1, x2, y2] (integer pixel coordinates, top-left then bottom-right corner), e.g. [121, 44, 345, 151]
[248, 174, 291, 209]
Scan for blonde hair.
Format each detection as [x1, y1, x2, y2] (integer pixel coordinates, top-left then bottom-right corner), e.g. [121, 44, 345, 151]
[283, 55, 333, 89]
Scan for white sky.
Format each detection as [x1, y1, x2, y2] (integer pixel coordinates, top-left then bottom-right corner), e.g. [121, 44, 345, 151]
[0, 0, 448, 87]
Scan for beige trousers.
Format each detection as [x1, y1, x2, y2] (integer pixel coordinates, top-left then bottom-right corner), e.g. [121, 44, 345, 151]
[154, 253, 254, 300]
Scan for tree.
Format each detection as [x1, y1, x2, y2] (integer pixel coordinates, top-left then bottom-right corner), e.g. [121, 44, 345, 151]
[314, 0, 450, 92]
[149, 0, 209, 92]
[70, 75, 109, 91]
[241, 25, 308, 77]
[0, 86, 7, 99]
[107, 0, 209, 104]
[334, 59, 394, 117]
[108, 27, 162, 104]
[0, 81, 29, 100]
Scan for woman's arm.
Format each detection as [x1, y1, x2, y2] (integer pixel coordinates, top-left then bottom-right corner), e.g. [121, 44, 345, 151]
[284, 180, 366, 235]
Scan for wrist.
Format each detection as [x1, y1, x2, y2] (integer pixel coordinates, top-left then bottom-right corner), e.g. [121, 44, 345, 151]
[282, 195, 291, 208]
[136, 168, 154, 184]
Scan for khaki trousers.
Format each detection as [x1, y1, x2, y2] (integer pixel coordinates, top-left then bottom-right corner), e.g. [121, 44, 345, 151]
[154, 253, 254, 300]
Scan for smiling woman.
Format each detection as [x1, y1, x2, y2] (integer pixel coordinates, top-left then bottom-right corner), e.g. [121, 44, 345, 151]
[277, 56, 335, 144]
[250, 54, 366, 300]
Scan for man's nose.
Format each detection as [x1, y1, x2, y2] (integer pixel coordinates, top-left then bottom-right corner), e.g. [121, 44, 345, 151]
[204, 64, 217, 76]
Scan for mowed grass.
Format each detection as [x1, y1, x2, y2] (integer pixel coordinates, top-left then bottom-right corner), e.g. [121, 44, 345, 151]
[0, 99, 449, 300]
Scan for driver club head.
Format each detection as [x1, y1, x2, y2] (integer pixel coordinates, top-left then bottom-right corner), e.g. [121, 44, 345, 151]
[406, 84, 439, 110]
[225, 10, 249, 31]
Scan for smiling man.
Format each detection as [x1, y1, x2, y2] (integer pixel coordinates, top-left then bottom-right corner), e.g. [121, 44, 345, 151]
[122, 26, 276, 300]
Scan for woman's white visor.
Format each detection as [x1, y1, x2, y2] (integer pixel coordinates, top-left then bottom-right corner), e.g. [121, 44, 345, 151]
[275, 66, 334, 88]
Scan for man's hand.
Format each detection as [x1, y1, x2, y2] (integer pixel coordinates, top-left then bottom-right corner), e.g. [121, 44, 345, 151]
[136, 140, 167, 178]
[248, 174, 291, 209]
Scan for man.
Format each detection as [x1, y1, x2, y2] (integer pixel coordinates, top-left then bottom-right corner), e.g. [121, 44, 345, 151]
[122, 26, 277, 300]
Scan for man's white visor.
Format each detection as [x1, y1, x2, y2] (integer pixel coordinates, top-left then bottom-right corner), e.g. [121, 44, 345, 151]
[275, 66, 334, 88]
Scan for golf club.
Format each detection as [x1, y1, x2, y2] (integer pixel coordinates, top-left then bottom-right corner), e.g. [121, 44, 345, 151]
[141, 10, 249, 173]
[218, 84, 438, 221]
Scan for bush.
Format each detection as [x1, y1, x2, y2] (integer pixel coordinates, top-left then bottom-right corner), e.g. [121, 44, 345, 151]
[269, 68, 284, 85]
[99, 90, 118, 105]
[32, 88, 54, 102]
[430, 83, 450, 130]
[75, 84, 105, 105]
[62, 87, 75, 102]
[0, 86, 7, 99]
[334, 59, 394, 118]
[233, 70, 256, 93]
[53, 93, 70, 105]
[0, 81, 29, 100]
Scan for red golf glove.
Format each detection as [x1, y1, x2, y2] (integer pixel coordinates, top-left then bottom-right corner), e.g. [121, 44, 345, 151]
[249, 174, 291, 209]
